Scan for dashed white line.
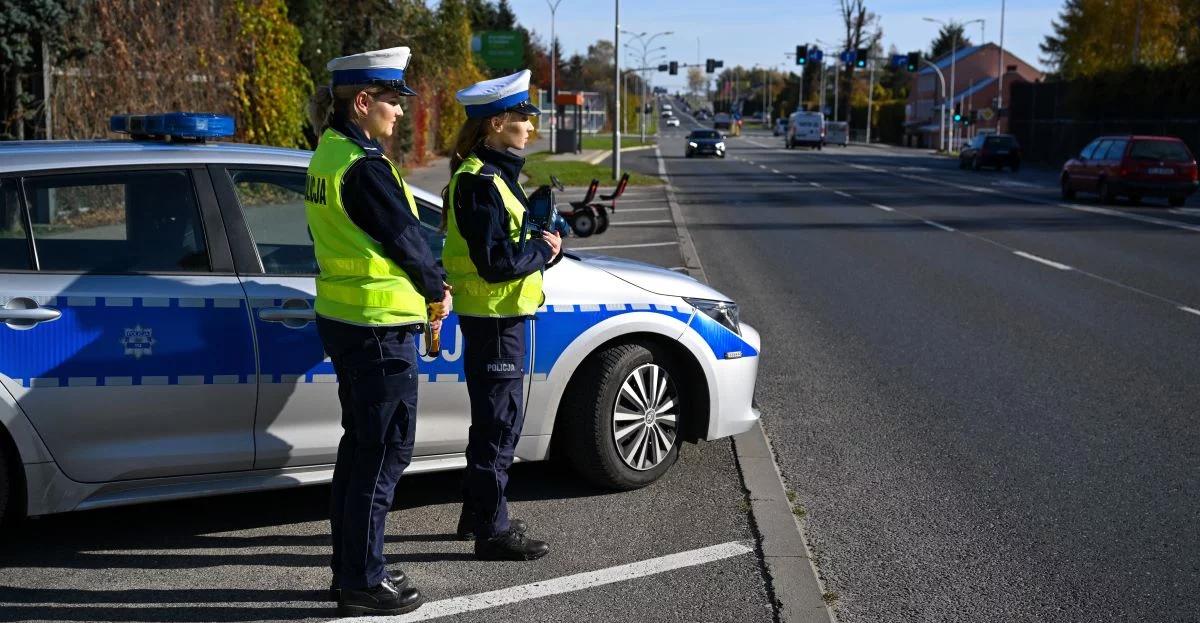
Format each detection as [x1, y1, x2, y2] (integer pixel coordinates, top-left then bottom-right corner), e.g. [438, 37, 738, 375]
[1013, 251, 1073, 271]
[609, 219, 672, 226]
[922, 219, 956, 232]
[360, 542, 754, 623]
[872, 203, 895, 212]
[809, 182, 821, 188]
[787, 175, 798, 180]
[770, 168, 781, 174]
[1179, 306, 1200, 318]
[571, 241, 677, 251]
[833, 190, 852, 198]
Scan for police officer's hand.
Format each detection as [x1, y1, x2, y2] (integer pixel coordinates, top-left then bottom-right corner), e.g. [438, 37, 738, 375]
[432, 284, 452, 320]
[541, 230, 562, 257]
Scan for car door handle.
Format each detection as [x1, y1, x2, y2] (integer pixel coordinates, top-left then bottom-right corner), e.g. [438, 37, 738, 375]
[0, 308, 62, 322]
[258, 308, 316, 322]
[258, 299, 315, 329]
[2, 298, 61, 330]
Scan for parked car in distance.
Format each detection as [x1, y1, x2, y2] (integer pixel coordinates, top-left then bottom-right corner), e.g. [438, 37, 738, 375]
[665, 117, 680, 127]
[786, 111, 824, 149]
[1060, 135, 1199, 206]
[712, 112, 732, 130]
[686, 128, 726, 158]
[825, 121, 849, 147]
[959, 134, 1022, 171]
[773, 118, 787, 136]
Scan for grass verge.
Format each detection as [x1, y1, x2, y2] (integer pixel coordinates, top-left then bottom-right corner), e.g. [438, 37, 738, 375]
[521, 152, 663, 187]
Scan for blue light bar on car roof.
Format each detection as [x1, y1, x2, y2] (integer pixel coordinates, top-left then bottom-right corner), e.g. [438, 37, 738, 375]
[109, 112, 235, 141]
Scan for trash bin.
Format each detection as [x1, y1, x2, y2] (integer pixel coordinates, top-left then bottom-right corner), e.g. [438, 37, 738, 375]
[554, 129, 578, 154]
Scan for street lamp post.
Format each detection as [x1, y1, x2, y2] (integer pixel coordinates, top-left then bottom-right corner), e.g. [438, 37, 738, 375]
[621, 29, 672, 144]
[613, 0, 620, 180]
[547, 0, 564, 153]
[997, 0, 1007, 130]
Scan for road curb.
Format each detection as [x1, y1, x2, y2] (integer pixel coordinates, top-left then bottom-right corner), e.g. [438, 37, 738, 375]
[653, 145, 837, 623]
[587, 143, 659, 165]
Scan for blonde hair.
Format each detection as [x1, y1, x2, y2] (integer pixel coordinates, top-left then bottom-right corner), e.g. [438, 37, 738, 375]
[307, 84, 391, 134]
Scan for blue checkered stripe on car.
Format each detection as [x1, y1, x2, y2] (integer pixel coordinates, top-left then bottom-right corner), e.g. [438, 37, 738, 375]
[0, 298, 756, 388]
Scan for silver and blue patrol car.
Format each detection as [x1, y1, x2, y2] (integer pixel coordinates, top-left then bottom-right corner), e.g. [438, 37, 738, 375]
[0, 114, 760, 523]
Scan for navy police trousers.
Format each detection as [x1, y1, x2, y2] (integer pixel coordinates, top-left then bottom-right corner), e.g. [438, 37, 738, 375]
[317, 316, 419, 590]
[459, 315, 528, 540]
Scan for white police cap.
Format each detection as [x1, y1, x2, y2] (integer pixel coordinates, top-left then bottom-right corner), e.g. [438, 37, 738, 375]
[455, 69, 541, 119]
[326, 46, 417, 96]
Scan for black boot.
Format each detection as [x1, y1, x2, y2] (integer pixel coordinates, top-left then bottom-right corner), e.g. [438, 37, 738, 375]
[337, 576, 423, 617]
[456, 511, 528, 541]
[329, 570, 408, 601]
[475, 529, 549, 561]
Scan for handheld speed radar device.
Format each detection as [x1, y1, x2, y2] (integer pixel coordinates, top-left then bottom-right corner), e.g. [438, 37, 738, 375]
[520, 185, 571, 250]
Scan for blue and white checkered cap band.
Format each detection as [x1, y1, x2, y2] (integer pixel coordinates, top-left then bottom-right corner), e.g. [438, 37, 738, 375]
[332, 67, 406, 86]
[465, 91, 530, 118]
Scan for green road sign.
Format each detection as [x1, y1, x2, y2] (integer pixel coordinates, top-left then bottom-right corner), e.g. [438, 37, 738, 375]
[472, 31, 525, 69]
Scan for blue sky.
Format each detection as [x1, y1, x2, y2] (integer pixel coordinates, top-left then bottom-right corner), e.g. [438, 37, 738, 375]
[505, 0, 1061, 88]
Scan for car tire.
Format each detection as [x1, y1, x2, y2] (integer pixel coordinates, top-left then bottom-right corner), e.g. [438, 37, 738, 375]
[958, 158, 967, 170]
[1128, 194, 1142, 206]
[1061, 176, 1076, 200]
[1098, 179, 1114, 204]
[685, 152, 692, 158]
[0, 440, 15, 531]
[1168, 195, 1186, 207]
[569, 210, 596, 238]
[594, 208, 610, 235]
[971, 157, 981, 171]
[561, 343, 683, 490]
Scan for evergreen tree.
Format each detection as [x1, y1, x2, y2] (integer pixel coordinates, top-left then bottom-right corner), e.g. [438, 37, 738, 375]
[930, 22, 972, 59]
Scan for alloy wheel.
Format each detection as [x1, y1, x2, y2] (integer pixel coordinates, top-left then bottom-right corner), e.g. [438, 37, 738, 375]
[612, 363, 679, 471]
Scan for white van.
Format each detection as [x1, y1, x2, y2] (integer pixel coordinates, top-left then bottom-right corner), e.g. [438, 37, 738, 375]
[825, 121, 849, 147]
[786, 111, 824, 150]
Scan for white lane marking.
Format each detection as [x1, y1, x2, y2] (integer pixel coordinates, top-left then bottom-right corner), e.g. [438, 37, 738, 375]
[1180, 306, 1200, 318]
[571, 241, 677, 251]
[872, 203, 895, 212]
[1169, 207, 1200, 215]
[809, 182, 821, 188]
[922, 219, 956, 232]
[609, 219, 672, 226]
[787, 175, 798, 180]
[358, 542, 754, 623]
[833, 190, 851, 198]
[747, 161, 756, 165]
[758, 164, 768, 170]
[614, 207, 669, 213]
[1013, 251, 1073, 271]
[1060, 203, 1200, 234]
[771, 168, 781, 174]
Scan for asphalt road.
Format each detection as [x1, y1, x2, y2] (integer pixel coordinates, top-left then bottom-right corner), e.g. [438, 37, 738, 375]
[0, 162, 773, 621]
[627, 109, 1200, 622]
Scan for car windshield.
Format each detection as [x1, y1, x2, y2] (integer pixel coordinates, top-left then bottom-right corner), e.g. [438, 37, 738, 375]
[1129, 140, 1192, 162]
[690, 130, 720, 139]
[985, 136, 1016, 148]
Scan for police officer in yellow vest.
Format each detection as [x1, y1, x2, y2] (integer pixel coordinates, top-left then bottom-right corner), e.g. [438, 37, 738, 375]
[443, 69, 562, 561]
[305, 46, 449, 617]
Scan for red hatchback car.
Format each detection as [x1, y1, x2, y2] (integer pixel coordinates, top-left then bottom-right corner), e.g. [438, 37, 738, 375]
[1060, 135, 1199, 207]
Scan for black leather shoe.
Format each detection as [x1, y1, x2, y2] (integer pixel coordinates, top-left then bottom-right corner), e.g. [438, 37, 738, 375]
[329, 570, 409, 602]
[457, 516, 527, 541]
[475, 529, 549, 561]
[337, 577, 423, 617]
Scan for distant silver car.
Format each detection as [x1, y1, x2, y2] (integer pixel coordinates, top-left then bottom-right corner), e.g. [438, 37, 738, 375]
[0, 116, 761, 523]
[665, 117, 680, 127]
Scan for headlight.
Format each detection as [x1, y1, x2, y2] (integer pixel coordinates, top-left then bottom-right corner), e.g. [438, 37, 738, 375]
[716, 142, 725, 150]
[684, 298, 740, 335]
[688, 141, 698, 147]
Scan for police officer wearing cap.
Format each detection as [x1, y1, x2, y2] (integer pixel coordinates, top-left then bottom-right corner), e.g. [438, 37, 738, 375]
[441, 69, 561, 561]
[305, 46, 450, 616]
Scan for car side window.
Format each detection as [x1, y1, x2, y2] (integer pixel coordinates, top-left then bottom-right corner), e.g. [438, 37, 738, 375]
[23, 169, 209, 273]
[0, 178, 32, 270]
[413, 197, 445, 260]
[228, 169, 316, 275]
[1104, 139, 1128, 160]
[1090, 140, 1112, 161]
[1080, 139, 1101, 160]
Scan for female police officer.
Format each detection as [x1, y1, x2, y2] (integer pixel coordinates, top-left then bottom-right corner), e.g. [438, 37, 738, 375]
[306, 47, 450, 616]
[442, 69, 562, 561]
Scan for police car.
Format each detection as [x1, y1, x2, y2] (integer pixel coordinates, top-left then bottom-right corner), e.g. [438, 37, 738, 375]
[0, 113, 760, 524]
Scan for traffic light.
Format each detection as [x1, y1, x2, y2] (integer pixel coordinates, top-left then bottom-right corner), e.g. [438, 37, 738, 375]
[714, 59, 724, 69]
[906, 51, 920, 72]
[855, 48, 868, 69]
[669, 61, 678, 75]
[952, 103, 963, 124]
[796, 45, 808, 65]
[657, 63, 669, 72]
[706, 58, 715, 73]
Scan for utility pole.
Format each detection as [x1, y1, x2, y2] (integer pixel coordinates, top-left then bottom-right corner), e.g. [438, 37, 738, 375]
[613, 0, 620, 180]
[921, 58, 947, 152]
[997, 0, 1006, 131]
[833, 62, 840, 123]
[547, 0, 563, 153]
[866, 57, 875, 144]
